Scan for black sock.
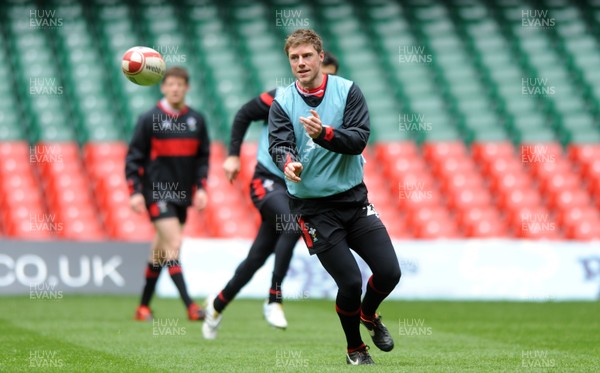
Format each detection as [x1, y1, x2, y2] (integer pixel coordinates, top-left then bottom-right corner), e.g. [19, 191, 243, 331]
[269, 275, 283, 304]
[335, 293, 363, 350]
[213, 291, 229, 313]
[140, 262, 163, 306]
[166, 260, 193, 308]
[361, 275, 393, 319]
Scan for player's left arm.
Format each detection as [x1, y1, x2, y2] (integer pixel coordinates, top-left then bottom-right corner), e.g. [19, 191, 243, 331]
[193, 114, 210, 210]
[195, 114, 210, 190]
[311, 83, 369, 155]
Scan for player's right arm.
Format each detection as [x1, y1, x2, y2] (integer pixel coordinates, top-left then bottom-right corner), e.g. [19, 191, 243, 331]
[268, 100, 302, 182]
[125, 113, 151, 213]
[224, 90, 276, 182]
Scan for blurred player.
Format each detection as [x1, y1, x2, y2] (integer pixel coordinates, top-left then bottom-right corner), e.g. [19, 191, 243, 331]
[268, 29, 401, 365]
[125, 66, 210, 322]
[202, 53, 339, 339]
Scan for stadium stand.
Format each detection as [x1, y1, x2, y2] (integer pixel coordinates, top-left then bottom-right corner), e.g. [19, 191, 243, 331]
[0, 0, 598, 241]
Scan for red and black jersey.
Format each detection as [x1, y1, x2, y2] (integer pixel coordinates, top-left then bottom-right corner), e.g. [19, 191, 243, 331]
[125, 100, 210, 206]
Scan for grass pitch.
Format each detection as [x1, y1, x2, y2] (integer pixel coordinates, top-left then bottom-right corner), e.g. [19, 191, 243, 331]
[0, 296, 599, 372]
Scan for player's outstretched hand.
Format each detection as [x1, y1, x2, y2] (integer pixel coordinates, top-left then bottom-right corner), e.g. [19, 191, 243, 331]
[193, 189, 208, 211]
[223, 155, 241, 183]
[130, 193, 146, 214]
[285, 162, 303, 183]
[300, 109, 323, 139]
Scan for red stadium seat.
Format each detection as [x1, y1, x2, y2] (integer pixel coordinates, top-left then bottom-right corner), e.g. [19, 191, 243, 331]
[564, 220, 600, 241]
[0, 141, 30, 160]
[464, 218, 508, 238]
[490, 171, 533, 196]
[104, 203, 154, 241]
[586, 177, 600, 201]
[87, 158, 125, 181]
[507, 206, 561, 239]
[405, 205, 451, 229]
[497, 188, 543, 212]
[457, 206, 504, 229]
[482, 157, 525, 179]
[210, 142, 226, 161]
[431, 157, 477, 180]
[0, 157, 31, 176]
[374, 141, 419, 163]
[547, 189, 591, 211]
[238, 142, 258, 186]
[447, 188, 493, 210]
[183, 208, 212, 238]
[397, 186, 443, 211]
[471, 141, 515, 164]
[520, 142, 563, 162]
[568, 143, 600, 165]
[422, 141, 467, 163]
[83, 142, 128, 165]
[413, 217, 460, 239]
[556, 206, 600, 228]
[441, 172, 486, 196]
[580, 158, 600, 182]
[4, 215, 54, 240]
[538, 173, 580, 196]
[56, 217, 105, 241]
[38, 159, 81, 180]
[528, 159, 571, 180]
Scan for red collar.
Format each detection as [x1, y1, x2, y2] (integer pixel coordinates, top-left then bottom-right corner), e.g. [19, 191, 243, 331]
[296, 74, 327, 98]
[157, 100, 189, 117]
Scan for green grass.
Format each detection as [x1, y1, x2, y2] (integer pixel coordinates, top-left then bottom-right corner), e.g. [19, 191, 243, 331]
[0, 296, 599, 372]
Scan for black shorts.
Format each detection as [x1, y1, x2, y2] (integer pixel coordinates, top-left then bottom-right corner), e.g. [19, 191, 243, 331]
[249, 165, 287, 212]
[297, 203, 386, 255]
[147, 201, 188, 224]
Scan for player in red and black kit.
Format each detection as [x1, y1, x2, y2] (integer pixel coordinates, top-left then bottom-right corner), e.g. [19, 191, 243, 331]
[126, 67, 209, 321]
[202, 54, 339, 339]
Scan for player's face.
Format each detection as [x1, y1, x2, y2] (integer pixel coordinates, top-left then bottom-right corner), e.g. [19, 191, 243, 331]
[322, 64, 337, 75]
[288, 44, 324, 88]
[161, 76, 188, 108]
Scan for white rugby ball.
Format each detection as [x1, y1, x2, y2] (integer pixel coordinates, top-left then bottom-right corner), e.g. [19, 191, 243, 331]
[121, 46, 166, 86]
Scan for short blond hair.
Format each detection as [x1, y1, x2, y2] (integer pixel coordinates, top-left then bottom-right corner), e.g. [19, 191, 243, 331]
[284, 29, 323, 56]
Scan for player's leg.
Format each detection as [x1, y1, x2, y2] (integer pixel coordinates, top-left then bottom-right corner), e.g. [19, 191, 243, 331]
[262, 187, 300, 328]
[347, 205, 401, 352]
[203, 220, 277, 339]
[135, 233, 162, 321]
[154, 204, 203, 320]
[210, 177, 284, 313]
[212, 220, 277, 313]
[315, 239, 374, 365]
[266, 187, 300, 305]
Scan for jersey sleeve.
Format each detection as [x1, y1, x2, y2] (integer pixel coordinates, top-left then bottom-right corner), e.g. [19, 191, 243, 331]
[228, 89, 276, 156]
[196, 114, 210, 190]
[125, 113, 150, 195]
[313, 83, 370, 155]
[268, 100, 299, 171]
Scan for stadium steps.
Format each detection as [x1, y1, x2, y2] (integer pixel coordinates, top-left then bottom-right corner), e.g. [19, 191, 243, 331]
[35, 142, 106, 240]
[182, 1, 254, 142]
[205, 142, 257, 238]
[83, 141, 155, 241]
[4, 4, 76, 143]
[317, 0, 403, 143]
[53, 1, 122, 143]
[0, 142, 52, 239]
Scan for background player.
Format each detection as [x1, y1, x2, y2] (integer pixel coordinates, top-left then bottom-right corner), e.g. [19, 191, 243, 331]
[125, 66, 210, 322]
[268, 30, 401, 365]
[202, 53, 339, 339]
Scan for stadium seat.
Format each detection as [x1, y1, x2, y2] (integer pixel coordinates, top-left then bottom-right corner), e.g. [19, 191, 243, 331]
[471, 141, 515, 164]
[83, 142, 128, 165]
[422, 141, 468, 164]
